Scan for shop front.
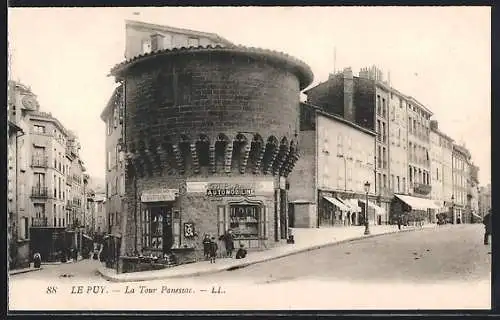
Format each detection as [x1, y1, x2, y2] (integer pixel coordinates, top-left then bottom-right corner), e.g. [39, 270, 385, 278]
[318, 191, 351, 227]
[391, 194, 440, 225]
[122, 177, 284, 272]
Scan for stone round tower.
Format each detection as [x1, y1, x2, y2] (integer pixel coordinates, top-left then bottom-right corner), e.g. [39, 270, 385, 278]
[110, 45, 313, 269]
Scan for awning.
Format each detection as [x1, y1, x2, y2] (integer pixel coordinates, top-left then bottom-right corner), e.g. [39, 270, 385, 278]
[358, 199, 385, 215]
[473, 213, 482, 220]
[339, 197, 361, 213]
[394, 194, 440, 211]
[323, 196, 350, 211]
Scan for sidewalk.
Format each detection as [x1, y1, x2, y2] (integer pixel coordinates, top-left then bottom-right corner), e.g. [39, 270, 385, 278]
[9, 263, 43, 276]
[98, 223, 438, 283]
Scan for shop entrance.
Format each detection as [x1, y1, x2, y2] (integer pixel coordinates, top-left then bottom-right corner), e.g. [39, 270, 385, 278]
[143, 204, 173, 255]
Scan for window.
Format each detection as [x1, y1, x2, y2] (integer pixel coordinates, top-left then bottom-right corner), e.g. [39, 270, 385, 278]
[436, 168, 439, 180]
[337, 134, 343, 155]
[115, 177, 118, 195]
[21, 217, 29, 239]
[402, 177, 406, 193]
[382, 98, 386, 118]
[142, 206, 173, 254]
[397, 176, 400, 193]
[382, 122, 386, 143]
[377, 120, 381, 141]
[391, 174, 395, 192]
[383, 174, 387, 189]
[229, 205, 262, 239]
[376, 95, 381, 115]
[377, 146, 382, 168]
[382, 147, 387, 169]
[33, 125, 46, 134]
[188, 37, 199, 47]
[58, 177, 62, 199]
[142, 39, 152, 54]
[409, 166, 413, 183]
[163, 34, 173, 49]
[377, 173, 382, 193]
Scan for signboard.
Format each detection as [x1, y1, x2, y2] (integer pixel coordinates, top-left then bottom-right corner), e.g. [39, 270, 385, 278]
[141, 188, 178, 202]
[186, 180, 274, 195]
[206, 183, 255, 197]
[184, 222, 195, 238]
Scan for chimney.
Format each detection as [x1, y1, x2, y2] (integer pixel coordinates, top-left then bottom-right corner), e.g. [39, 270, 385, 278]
[343, 67, 355, 122]
[150, 33, 165, 51]
[430, 120, 438, 130]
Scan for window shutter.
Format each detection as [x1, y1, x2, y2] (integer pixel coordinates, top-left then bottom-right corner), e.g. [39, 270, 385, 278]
[217, 205, 226, 236]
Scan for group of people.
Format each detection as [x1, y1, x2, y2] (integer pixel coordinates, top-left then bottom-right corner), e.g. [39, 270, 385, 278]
[202, 229, 247, 263]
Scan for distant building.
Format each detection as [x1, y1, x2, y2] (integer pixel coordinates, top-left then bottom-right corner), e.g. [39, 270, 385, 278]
[7, 80, 89, 266]
[452, 143, 471, 223]
[478, 184, 491, 217]
[288, 103, 377, 227]
[305, 66, 437, 224]
[430, 120, 454, 217]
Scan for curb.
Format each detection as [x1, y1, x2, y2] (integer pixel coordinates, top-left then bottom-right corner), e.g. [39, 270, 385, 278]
[97, 226, 434, 282]
[9, 267, 43, 276]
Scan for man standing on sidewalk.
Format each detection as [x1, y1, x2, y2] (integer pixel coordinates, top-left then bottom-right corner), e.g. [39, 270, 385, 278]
[483, 210, 492, 245]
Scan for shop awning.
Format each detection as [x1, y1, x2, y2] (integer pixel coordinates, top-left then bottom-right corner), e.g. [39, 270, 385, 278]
[394, 194, 440, 211]
[473, 213, 482, 220]
[338, 197, 361, 213]
[358, 199, 385, 215]
[323, 196, 350, 211]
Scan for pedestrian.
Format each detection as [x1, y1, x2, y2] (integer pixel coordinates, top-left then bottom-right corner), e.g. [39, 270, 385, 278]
[235, 244, 247, 259]
[219, 229, 235, 258]
[33, 252, 42, 269]
[202, 234, 211, 261]
[209, 237, 218, 263]
[397, 215, 402, 230]
[483, 211, 492, 245]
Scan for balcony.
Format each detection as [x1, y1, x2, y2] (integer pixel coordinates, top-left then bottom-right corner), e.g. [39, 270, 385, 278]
[32, 216, 48, 227]
[31, 156, 48, 168]
[31, 186, 48, 198]
[413, 182, 432, 195]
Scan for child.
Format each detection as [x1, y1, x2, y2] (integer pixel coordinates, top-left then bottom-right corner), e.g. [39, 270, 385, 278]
[235, 244, 247, 259]
[209, 237, 218, 263]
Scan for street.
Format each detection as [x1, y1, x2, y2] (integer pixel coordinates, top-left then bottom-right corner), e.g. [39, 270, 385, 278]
[9, 224, 491, 310]
[195, 224, 491, 285]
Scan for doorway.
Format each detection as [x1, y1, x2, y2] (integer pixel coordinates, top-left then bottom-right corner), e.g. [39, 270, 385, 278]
[148, 205, 173, 254]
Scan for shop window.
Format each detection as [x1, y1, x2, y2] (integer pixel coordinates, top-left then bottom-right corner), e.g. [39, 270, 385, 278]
[228, 205, 262, 240]
[142, 206, 173, 254]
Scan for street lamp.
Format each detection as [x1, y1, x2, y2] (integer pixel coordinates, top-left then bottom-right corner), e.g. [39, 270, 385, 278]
[451, 195, 455, 224]
[364, 181, 371, 235]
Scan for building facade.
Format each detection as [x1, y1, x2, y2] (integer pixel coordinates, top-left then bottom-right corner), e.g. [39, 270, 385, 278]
[452, 144, 471, 224]
[288, 103, 377, 228]
[7, 80, 89, 266]
[468, 164, 480, 222]
[107, 24, 313, 272]
[430, 120, 454, 216]
[305, 66, 441, 225]
[478, 184, 491, 217]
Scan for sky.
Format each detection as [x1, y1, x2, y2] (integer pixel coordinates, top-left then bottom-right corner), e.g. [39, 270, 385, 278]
[8, 6, 491, 185]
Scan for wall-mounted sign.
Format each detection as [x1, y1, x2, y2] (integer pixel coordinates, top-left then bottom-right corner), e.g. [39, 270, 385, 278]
[141, 188, 178, 202]
[206, 183, 255, 197]
[184, 222, 195, 238]
[187, 179, 274, 195]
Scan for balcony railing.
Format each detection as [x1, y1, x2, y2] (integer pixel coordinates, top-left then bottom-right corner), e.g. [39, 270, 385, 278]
[31, 156, 48, 168]
[413, 182, 432, 195]
[31, 186, 48, 197]
[32, 216, 48, 227]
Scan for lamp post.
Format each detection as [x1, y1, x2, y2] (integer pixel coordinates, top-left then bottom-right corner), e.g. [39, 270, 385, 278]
[451, 195, 455, 224]
[364, 181, 371, 235]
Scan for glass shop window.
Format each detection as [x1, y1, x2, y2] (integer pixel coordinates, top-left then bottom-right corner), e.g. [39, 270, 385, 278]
[228, 205, 262, 240]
